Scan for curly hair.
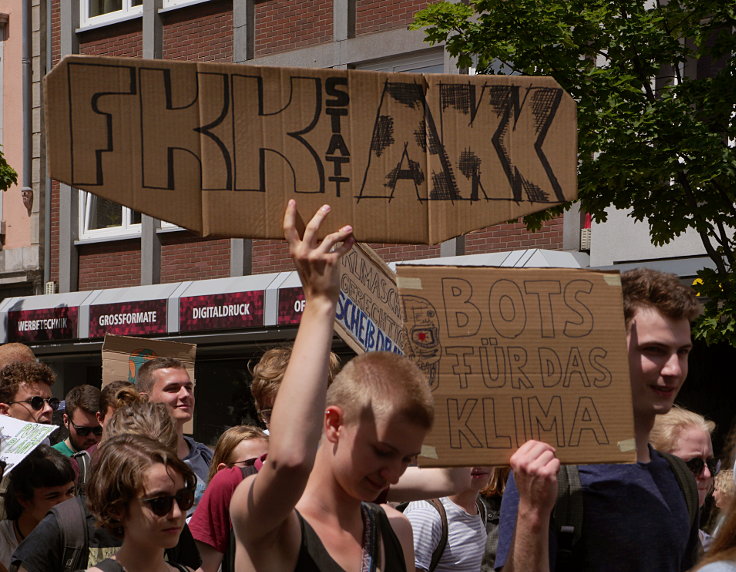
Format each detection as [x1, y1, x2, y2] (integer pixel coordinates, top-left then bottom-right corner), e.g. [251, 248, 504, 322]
[249, 346, 341, 411]
[86, 434, 196, 538]
[621, 268, 701, 328]
[5, 445, 75, 520]
[0, 361, 56, 404]
[207, 425, 268, 483]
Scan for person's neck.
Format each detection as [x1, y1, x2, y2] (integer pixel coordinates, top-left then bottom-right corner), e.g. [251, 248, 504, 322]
[298, 445, 363, 532]
[449, 490, 479, 514]
[16, 511, 39, 540]
[176, 426, 189, 459]
[634, 412, 654, 463]
[64, 438, 79, 453]
[114, 541, 170, 572]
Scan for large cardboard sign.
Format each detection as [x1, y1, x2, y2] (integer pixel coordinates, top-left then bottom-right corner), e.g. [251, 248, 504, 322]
[45, 55, 577, 244]
[335, 243, 406, 354]
[396, 265, 635, 466]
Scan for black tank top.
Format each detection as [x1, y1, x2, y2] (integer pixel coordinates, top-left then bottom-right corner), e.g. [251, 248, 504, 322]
[294, 502, 406, 572]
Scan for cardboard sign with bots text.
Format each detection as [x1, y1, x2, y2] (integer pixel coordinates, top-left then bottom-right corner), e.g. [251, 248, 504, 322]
[45, 55, 577, 245]
[396, 265, 635, 466]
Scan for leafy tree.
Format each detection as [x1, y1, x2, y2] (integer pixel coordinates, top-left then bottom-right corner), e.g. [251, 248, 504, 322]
[0, 147, 17, 193]
[412, 0, 736, 344]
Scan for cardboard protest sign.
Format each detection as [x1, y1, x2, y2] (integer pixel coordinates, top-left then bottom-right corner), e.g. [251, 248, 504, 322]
[102, 335, 196, 433]
[396, 265, 635, 466]
[334, 243, 406, 354]
[45, 55, 577, 245]
[0, 416, 58, 475]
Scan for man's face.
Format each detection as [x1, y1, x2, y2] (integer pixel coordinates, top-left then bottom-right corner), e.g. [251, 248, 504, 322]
[627, 307, 692, 422]
[65, 408, 103, 452]
[5, 382, 54, 423]
[147, 367, 194, 423]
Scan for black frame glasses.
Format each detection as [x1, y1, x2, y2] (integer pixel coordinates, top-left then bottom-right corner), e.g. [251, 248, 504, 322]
[231, 457, 259, 468]
[259, 408, 272, 423]
[8, 396, 60, 411]
[141, 488, 195, 517]
[70, 422, 103, 437]
[685, 457, 719, 477]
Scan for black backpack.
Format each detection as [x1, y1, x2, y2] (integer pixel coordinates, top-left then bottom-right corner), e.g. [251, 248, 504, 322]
[552, 452, 699, 570]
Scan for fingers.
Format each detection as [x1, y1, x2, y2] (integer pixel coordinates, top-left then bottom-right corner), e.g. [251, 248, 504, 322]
[283, 199, 300, 244]
[283, 201, 354, 256]
[302, 204, 332, 246]
[511, 440, 560, 478]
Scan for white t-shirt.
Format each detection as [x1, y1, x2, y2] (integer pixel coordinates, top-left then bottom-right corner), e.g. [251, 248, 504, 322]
[0, 519, 19, 568]
[403, 496, 487, 572]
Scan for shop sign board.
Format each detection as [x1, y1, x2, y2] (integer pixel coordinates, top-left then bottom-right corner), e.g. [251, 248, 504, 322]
[46, 55, 577, 245]
[179, 291, 264, 332]
[396, 265, 635, 466]
[89, 300, 167, 338]
[278, 287, 305, 326]
[7, 307, 78, 342]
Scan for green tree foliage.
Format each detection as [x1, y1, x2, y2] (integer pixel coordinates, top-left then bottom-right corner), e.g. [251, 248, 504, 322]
[0, 147, 16, 193]
[412, 0, 736, 344]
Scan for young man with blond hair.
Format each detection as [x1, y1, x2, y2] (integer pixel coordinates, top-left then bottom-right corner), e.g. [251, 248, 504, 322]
[231, 202, 434, 570]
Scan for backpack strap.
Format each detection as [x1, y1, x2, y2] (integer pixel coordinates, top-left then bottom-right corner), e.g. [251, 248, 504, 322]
[552, 465, 584, 570]
[427, 498, 448, 572]
[55, 496, 90, 572]
[658, 450, 699, 532]
[71, 450, 92, 496]
[475, 496, 488, 525]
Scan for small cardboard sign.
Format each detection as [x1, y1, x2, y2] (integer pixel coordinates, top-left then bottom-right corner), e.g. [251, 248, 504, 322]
[396, 265, 635, 466]
[101, 334, 196, 387]
[0, 416, 58, 475]
[334, 243, 406, 354]
[102, 334, 197, 434]
[45, 55, 577, 245]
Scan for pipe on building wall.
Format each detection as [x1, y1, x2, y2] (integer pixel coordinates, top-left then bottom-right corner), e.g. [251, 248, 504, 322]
[44, 0, 51, 284]
[21, 0, 31, 215]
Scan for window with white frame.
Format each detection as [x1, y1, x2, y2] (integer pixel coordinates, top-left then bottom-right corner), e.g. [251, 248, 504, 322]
[81, 0, 143, 28]
[162, 0, 211, 8]
[79, 192, 141, 240]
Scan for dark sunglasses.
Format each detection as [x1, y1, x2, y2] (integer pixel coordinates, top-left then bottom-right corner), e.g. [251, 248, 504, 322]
[9, 396, 60, 411]
[231, 457, 259, 468]
[685, 457, 719, 477]
[70, 422, 103, 437]
[141, 488, 195, 517]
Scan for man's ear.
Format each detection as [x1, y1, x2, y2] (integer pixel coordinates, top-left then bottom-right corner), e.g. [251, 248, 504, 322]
[96, 411, 104, 425]
[0, 402, 10, 416]
[324, 405, 344, 443]
[62, 413, 69, 425]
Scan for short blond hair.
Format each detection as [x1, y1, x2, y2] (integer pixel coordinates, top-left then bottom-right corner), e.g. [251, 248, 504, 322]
[650, 405, 715, 453]
[326, 352, 433, 429]
[715, 469, 736, 498]
[103, 400, 178, 452]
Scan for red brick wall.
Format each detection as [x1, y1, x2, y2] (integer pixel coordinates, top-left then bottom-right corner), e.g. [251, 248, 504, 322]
[465, 217, 565, 254]
[161, 233, 230, 283]
[163, 0, 232, 61]
[355, 0, 429, 36]
[255, 0, 332, 57]
[78, 240, 141, 290]
[78, 19, 143, 57]
[367, 243, 441, 262]
[252, 239, 291, 274]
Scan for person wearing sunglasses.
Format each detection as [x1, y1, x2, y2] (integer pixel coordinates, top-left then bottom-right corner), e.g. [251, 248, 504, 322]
[85, 433, 196, 572]
[0, 362, 57, 425]
[53, 385, 103, 457]
[651, 405, 717, 554]
[190, 425, 269, 572]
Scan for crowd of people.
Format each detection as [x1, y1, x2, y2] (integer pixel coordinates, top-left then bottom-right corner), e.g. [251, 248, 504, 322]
[0, 201, 733, 571]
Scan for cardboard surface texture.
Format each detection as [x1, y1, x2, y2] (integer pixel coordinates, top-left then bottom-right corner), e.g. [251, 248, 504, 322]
[397, 265, 635, 466]
[334, 243, 406, 354]
[101, 335, 197, 433]
[46, 55, 577, 244]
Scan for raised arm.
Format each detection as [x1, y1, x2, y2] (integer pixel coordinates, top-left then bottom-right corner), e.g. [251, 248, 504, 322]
[231, 201, 353, 546]
[503, 440, 559, 572]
